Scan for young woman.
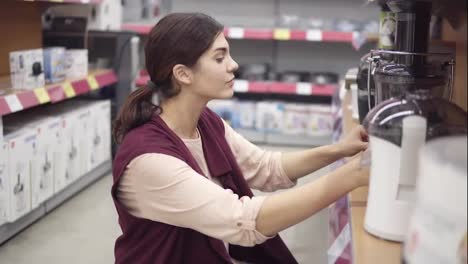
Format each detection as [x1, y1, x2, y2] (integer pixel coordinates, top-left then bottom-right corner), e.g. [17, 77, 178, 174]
[112, 13, 369, 264]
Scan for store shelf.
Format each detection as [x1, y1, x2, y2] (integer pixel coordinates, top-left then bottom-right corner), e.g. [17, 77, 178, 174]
[235, 80, 337, 96]
[0, 160, 111, 245]
[21, 0, 102, 3]
[0, 69, 117, 116]
[121, 23, 378, 46]
[135, 74, 336, 97]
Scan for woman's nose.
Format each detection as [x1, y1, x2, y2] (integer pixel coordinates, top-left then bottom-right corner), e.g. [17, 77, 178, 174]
[228, 57, 239, 72]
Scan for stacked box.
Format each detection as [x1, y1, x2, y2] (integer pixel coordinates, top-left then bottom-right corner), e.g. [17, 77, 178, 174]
[308, 105, 333, 136]
[9, 49, 45, 90]
[65, 49, 88, 80]
[0, 141, 8, 225]
[43, 47, 66, 84]
[88, 0, 123, 30]
[2, 128, 35, 222]
[284, 103, 310, 135]
[255, 101, 285, 133]
[236, 101, 256, 129]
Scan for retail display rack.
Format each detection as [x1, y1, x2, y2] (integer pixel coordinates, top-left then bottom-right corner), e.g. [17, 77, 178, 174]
[122, 24, 378, 50]
[0, 0, 117, 245]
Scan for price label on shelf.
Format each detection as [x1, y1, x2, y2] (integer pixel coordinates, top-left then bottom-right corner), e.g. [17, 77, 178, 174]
[228, 27, 245, 39]
[296, 83, 312, 95]
[34, 87, 51, 103]
[274, 29, 291, 40]
[63, 82, 76, 98]
[4, 95, 22, 113]
[306, 30, 322, 41]
[87, 76, 99, 90]
[233, 80, 249, 93]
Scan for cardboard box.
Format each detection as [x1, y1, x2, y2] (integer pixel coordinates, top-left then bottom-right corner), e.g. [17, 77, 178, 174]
[89, 100, 111, 168]
[3, 116, 60, 209]
[9, 49, 45, 90]
[0, 141, 8, 225]
[43, 47, 66, 84]
[88, 0, 122, 31]
[255, 101, 284, 133]
[207, 100, 238, 127]
[3, 128, 34, 222]
[236, 101, 256, 129]
[284, 103, 309, 135]
[65, 49, 88, 80]
[307, 105, 333, 136]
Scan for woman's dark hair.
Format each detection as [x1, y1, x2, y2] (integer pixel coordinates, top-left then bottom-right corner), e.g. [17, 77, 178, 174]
[113, 13, 223, 143]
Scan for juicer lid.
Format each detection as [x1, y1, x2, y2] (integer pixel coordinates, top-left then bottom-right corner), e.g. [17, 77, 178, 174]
[363, 95, 467, 146]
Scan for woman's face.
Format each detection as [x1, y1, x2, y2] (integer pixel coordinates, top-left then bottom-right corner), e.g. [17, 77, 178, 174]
[189, 33, 239, 101]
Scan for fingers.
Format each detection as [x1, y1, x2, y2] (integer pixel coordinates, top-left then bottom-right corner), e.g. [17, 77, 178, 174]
[358, 125, 369, 142]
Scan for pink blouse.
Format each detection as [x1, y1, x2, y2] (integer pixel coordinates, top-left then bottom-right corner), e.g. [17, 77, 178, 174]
[116, 121, 296, 248]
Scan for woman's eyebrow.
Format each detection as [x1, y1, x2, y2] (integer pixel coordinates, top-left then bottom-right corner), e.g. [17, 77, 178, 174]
[213, 47, 228, 53]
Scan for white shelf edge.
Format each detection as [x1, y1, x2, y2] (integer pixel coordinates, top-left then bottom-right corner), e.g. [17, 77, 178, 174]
[0, 160, 111, 245]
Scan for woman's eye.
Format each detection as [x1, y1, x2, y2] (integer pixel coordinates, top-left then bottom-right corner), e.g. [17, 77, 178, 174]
[216, 57, 224, 63]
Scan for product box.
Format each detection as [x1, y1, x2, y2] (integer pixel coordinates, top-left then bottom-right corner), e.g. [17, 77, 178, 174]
[76, 106, 93, 176]
[88, 0, 122, 30]
[3, 115, 60, 209]
[65, 49, 88, 80]
[236, 101, 256, 129]
[307, 104, 333, 136]
[9, 49, 45, 90]
[207, 100, 238, 127]
[43, 47, 66, 84]
[0, 141, 8, 225]
[255, 101, 285, 133]
[41, 106, 84, 190]
[19, 106, 68, 194]
[3, 128, 34, 222]
[283, 103, 309, 135]
[122, 0, 160, 22]
[88, 100, 111, 168]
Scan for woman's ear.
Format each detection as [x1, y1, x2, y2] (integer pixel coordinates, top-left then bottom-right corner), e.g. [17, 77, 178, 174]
[172, 64, 193, 86]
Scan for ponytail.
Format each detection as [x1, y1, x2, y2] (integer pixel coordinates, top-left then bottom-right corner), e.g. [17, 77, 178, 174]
[112, 84, 161, 144]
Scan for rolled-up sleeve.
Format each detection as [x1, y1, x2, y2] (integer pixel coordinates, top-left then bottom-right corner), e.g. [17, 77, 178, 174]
[117, 153, 273, 247]
[223, 121, 297, 192]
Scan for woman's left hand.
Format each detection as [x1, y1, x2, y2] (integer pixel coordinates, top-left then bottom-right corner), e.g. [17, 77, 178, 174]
[337, 125, 369, 157]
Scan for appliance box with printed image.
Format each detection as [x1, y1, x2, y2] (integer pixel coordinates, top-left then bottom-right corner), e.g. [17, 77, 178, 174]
[283, 104, 309, 135]
[0, 141, 8, 225]
[64, 49, 88, 80]
[4, 128, 35, 222]
[2, 115, 60, 209]
[255, 101, 285, 133]
[9, 49, 45, 90]
[43, 47, 66, 84]
[88, 0, 123, 31]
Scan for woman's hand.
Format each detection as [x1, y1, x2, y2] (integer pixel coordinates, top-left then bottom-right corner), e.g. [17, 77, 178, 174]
[337, 125, 369, 157]
[343, 153, 370, 187]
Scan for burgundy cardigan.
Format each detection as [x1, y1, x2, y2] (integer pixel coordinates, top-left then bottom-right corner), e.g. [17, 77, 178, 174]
[111, 108, 297, 264]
